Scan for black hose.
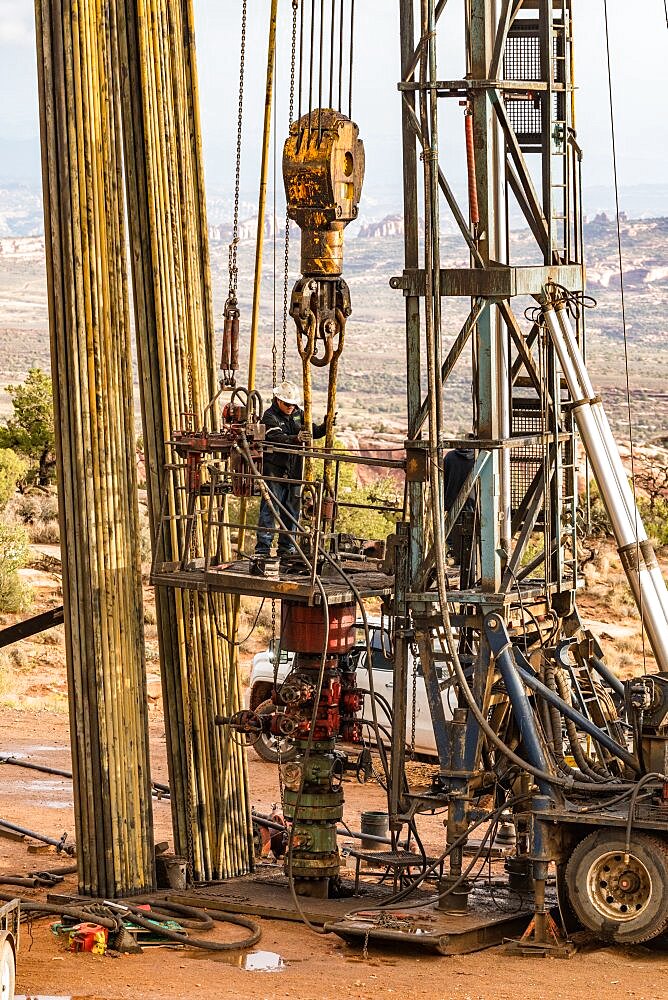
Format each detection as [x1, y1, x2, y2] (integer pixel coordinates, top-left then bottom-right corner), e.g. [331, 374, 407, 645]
[624, 772, 665, 854]
[0, 891, 261, 952]
[0, 893, 119, 930]
[553, 667, 609, 781]
[346, 792, 532, 915]
[108, 900, 261, 952]
[130, 900, 214, 931]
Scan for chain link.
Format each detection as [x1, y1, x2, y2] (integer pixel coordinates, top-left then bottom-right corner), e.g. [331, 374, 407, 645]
[271, 599, 286, 810]
[184, 592, 196, 881]
[186, 351, 194, 420]
[280, 1, 299, 381]
[228, 0, 248, 299]
[410, 645, 418, 760]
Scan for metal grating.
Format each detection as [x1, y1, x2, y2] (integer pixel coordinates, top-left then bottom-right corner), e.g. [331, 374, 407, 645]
[510, 397, 544, 514]
[504, 23, 543, 148]
[504, 27, 541, 81]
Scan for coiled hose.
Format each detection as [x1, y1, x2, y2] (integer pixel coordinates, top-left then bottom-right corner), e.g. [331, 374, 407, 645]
[0, 893, 261, 952]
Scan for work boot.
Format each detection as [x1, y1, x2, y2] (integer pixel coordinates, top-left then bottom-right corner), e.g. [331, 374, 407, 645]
[279, 551, 305, 574]
[249, 556, 267, 577]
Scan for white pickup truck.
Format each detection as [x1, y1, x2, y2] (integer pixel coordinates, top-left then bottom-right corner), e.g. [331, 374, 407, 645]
[245, 619, 456, 762]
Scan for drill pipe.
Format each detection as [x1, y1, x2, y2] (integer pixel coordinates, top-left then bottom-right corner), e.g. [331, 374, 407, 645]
[115, 0, 252, 880]
[34, 0, 154, 897]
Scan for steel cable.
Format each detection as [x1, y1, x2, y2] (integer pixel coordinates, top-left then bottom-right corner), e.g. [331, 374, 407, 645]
[602, 0, 647, 673]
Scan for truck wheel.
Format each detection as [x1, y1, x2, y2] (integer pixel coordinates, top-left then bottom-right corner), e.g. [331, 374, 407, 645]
[252, 700, 297, 765]
[555, 861, 580, 934]
[565, 830, 668, 944]
[0, 935, 15, 1000]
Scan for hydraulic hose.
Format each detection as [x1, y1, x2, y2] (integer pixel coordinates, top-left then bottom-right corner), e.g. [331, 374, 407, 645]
[418, 157, 634, 794]
[346, 792, 532, 914]
[106, 900, 261, 952]
[0, 892, 261, 951]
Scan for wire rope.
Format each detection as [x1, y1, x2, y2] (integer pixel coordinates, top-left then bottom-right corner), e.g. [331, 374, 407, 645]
[602, 0, 646, 672]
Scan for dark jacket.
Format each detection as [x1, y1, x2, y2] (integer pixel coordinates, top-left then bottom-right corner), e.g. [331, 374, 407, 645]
[262, 400, 326, 481]
[443, 447, 475, 512]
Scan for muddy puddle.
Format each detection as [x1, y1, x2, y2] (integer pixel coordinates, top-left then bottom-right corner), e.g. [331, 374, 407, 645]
[188, 948, 286, 971]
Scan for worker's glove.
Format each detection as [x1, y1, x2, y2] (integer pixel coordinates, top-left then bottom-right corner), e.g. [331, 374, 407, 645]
[297, 430, 312, 446]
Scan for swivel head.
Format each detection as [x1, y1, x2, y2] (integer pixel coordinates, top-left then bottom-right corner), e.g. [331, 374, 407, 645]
[283, 109, 365, 276]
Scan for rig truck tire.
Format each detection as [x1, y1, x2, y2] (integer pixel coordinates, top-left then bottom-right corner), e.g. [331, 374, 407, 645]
[0, 933, 15, 1000]
[252, 700, 297, 765]
[555, 861, 580, 934]
[565, 830, 668, 944]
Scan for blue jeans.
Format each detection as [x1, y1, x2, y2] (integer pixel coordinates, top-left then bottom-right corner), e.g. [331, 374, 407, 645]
[255, 480, 300, 557]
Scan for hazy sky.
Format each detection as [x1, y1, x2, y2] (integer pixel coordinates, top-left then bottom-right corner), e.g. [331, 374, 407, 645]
[2, 1, 668, 211]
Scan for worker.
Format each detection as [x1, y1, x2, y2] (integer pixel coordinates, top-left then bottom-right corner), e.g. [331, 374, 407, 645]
[443, 440, 475, 565]
[250, 380, 328, 576]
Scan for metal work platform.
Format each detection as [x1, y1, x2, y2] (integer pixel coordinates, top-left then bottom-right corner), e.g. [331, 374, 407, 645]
[152, 558, 393, 606]
[171, 869, 532, 955]
[326, 895, 532, 955]
[170, 868, 394, 925]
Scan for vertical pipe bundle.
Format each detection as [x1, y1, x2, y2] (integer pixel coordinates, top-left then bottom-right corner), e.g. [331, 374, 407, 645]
[34, 0, 154, 896]
[117, 0, 253, 880]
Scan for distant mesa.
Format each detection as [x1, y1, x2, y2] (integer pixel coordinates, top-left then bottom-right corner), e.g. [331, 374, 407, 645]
[357, 214, 405, 239]
[208, 215, 297, 243]
[0, 235, 45, 260]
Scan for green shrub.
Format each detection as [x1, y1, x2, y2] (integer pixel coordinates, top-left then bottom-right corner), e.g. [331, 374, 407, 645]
[12, 490, 60, 544]
[0, 449, 28, 510]
[581, 481, 612, 538]
[638, 496, 668, 548]
[0, 520, 31, 613]
[0, 368, 55, 485]
[336, 476, 401, 540]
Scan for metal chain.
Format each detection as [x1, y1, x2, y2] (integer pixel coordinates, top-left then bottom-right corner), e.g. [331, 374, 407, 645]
[271, 599, 286, 811]
[409, 640, 419, 759]
[281, 1, 299, 381]
[184, 592, 197, 881]
[410, 662, 417, 760]
[271, 599, 278, 689]
[228, 0, 248, 299]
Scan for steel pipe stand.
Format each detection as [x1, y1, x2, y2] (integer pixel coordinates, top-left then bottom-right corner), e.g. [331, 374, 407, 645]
[502, 911, 576, 959]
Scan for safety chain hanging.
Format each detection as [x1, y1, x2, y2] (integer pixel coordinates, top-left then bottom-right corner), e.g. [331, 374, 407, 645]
[221, 0, 248, 389]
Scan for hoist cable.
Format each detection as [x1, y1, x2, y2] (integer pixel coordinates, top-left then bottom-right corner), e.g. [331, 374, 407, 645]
[308, 0, 315, 133]
[318, 0, 325, 141]
[281, 1, 299, 381]
[338, 0, 344, 111]
[272, 29, 278, 386]
[348, 0, 355, 118]
[298, 0, 304, 129]
[602, 0, 646, 672]
[329, 0, 336, 108]
[664, 0, 668, 28]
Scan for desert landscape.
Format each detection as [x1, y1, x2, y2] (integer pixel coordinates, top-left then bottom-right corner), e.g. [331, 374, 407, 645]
[4, 213, 668, 439]
[2, 207, 668, 995]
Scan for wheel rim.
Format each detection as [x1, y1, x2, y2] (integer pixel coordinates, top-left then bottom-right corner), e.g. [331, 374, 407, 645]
[586, 850, 653, 922]
[261, 732, 293, 758]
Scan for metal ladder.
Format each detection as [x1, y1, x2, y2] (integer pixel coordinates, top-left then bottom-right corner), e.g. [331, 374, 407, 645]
[548, 3, 571, 263]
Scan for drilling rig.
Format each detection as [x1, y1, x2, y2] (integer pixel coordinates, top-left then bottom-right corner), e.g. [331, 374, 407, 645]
[151, 0, 668, 952]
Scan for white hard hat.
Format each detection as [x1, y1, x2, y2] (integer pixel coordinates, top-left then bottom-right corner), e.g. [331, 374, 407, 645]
[273, 380, 301, 406]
